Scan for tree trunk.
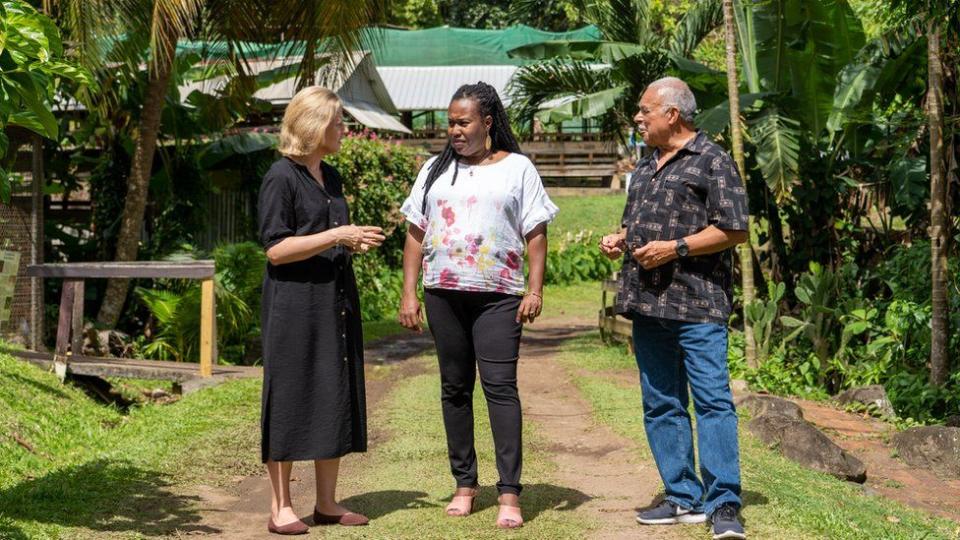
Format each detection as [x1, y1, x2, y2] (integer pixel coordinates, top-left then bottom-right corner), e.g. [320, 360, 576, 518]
[927, 21, 949, 386]
[96, 41, 177, 328]
[723, 0, 758, 367]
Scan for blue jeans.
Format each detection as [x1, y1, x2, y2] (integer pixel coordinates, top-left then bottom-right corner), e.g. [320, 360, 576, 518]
[632, 315, 742, 516]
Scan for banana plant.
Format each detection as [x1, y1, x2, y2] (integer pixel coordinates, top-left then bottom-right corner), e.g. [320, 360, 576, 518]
[700, 0, 867, 202]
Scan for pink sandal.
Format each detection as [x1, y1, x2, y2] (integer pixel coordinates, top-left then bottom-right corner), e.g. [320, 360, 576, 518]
[496, 495, 523, 529]
[445, 486, 478, 517]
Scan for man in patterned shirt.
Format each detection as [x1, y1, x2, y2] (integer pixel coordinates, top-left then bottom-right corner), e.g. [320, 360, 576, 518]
[600, 77, 748, 540]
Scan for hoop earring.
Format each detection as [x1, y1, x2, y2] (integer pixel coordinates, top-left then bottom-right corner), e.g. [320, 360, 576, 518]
[484, 133, 492, 151]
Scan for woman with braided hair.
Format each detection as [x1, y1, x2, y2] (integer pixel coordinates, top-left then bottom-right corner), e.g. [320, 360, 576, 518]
[398, 82, 558, 529]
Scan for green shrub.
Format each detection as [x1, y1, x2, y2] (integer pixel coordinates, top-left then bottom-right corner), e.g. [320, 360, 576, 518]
[136, 242, 265, 365]
[545, 232, 617, 285]
[352, 254, 405, 323]
[325, 131, 421, 266]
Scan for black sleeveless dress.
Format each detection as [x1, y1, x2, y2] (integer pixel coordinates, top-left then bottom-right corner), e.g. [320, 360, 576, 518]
[258, 157, 366, 462]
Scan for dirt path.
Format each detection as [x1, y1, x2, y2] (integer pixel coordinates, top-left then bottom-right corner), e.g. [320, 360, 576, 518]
[169, 313, 960, 539]
[795, 399, 960, 522]
[174, 315, 683, 539]
[517, 321, 687, 540]
[175, 333, 435, 539]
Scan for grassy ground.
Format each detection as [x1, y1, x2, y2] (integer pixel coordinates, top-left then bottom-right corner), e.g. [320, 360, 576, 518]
[556, 331, 960, 540]
[364, 316, 408, 342]
[329, 356, 594, 539]
[2, 279, 955, 538]
[0, 349, 263, 539]
[550, 194, 626, 241]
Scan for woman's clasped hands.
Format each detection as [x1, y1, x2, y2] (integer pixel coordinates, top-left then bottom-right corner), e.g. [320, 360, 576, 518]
[336, 225, 385, 254]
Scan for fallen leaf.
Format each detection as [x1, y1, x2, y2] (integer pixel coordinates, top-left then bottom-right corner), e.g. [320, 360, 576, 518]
[886, 515, 901, 524]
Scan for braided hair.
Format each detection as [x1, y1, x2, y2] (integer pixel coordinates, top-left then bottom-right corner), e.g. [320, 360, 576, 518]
[420, 82, 522, 213]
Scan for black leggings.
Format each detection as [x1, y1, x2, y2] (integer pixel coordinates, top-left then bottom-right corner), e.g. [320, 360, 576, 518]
[423, 288, 523, 495]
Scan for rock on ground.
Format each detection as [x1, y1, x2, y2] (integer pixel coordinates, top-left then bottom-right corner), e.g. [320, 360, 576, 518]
[736, 394, 804, 420]
[834, 385, 896, 418]
[749, 414, 867, 483]
[892, 426, 960, 478]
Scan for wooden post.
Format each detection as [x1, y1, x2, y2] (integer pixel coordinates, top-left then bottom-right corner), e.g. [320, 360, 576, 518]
[53, 280, 77, 381]
[70, 280, 84, 355]
[30, 134, 44, 351]
[199, 278, 216, 377]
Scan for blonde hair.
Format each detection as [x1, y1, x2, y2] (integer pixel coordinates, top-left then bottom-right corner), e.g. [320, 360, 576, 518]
[278, 86, 342, 157]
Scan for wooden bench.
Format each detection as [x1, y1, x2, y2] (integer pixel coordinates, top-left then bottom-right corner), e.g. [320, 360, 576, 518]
[4, 262, 221, 388]
[599, 274, 633, 352]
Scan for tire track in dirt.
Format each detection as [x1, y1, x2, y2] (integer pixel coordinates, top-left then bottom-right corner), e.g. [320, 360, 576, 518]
[518, 321, 691, 540]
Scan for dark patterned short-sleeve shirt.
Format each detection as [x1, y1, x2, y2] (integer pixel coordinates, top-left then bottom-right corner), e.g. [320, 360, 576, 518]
[615, 131, 749, 324]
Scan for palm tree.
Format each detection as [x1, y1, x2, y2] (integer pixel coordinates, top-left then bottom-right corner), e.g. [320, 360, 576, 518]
[721, 0, 757, 368]
[48, 0, 387, 327]
[926, 18, 948, 386]
[506, 0, 725, 136]
[859, 0, 957, 385]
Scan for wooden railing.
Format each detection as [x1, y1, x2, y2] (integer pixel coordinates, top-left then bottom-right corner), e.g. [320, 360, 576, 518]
[18, 261, 217, 380]
[398, 138, 620, 185]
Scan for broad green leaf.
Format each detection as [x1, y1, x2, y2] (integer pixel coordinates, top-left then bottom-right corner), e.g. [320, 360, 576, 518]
[0, 130, 7, 157]
[750, 108, 800, 201]
[846, 321, 869, 335]
[696, 92, 770, 134]
[7, 111, 46, 134]
[749, 0, 865, 136]
[535, 85, 629, 124]
[827, 61, 880, 133]
[198, 132, 279, 168]
[40, 60, 92, 84]
[6, 71, 57, 138]
[670, 0, 723, 58]
[780, 316, 806, 328]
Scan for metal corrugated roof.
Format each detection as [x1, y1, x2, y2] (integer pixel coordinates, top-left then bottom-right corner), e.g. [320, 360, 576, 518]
[376, 65, 518, 111]
[342, 100, 411, 134]
[177, 52, 411, 133]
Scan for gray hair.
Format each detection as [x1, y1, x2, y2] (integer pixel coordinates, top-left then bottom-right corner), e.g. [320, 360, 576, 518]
[646, 77, 697, 124]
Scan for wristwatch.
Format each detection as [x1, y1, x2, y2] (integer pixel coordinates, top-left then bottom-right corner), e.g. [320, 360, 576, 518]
[675, 238, 689, 258]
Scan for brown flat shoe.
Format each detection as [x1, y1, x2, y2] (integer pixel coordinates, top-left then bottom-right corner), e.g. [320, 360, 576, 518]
[496, 495, 523, 529]
[267, 517, 309, 535]
[313, 508, 370, 526]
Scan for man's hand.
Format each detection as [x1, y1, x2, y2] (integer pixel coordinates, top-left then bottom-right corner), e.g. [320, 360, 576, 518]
[633, 240, 678, 270]
[599, 233, 627, 260]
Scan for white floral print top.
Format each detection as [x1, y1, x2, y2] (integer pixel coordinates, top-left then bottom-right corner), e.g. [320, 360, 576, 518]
[400, 153, 559, 295]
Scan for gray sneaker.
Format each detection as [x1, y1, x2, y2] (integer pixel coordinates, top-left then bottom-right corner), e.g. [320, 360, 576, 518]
[711, 503, 746, 539]
[636, 501, 707, 525]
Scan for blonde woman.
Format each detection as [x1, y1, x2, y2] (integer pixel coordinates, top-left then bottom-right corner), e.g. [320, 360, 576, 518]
[258, 87, 385, 535]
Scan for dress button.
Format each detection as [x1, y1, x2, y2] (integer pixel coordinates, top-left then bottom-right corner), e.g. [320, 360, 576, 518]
[341, 310, 346, 316]
[327, 199, 331, 203]
[343, 356, 348, 363]
[341, 333, 346, 339]
[333, 221, 339, 225]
